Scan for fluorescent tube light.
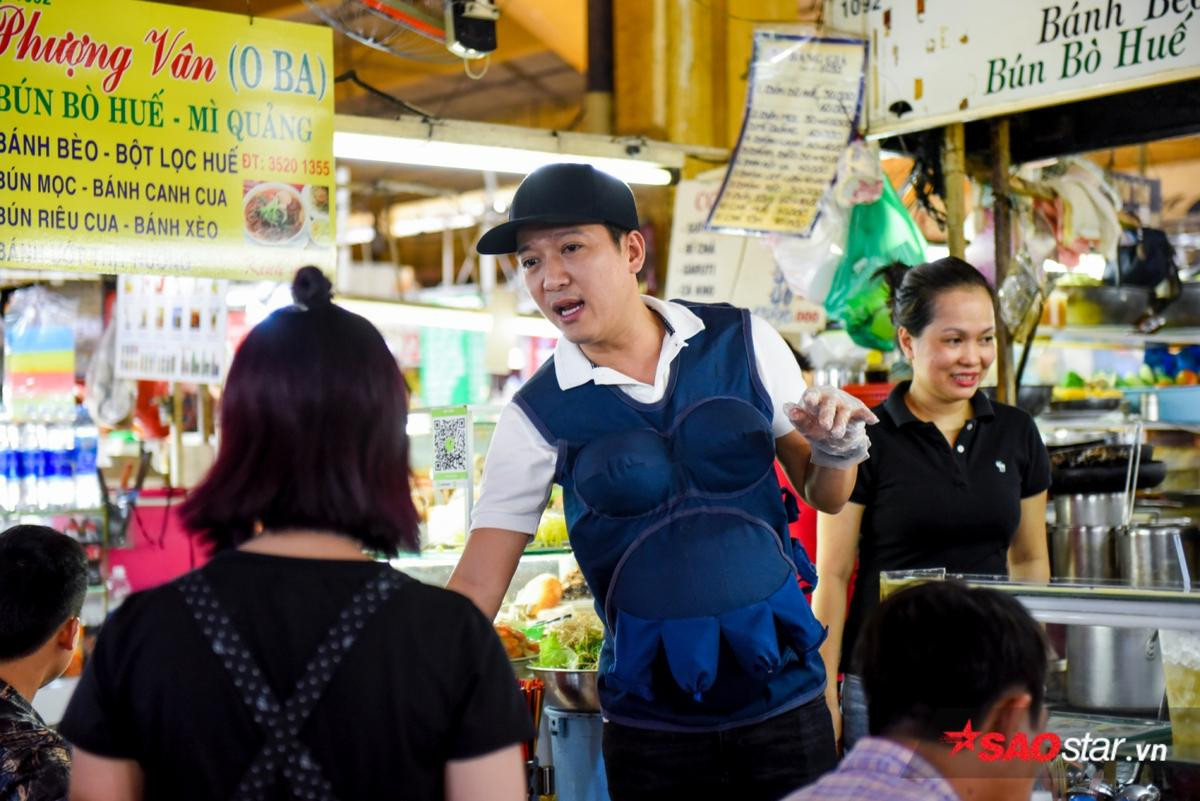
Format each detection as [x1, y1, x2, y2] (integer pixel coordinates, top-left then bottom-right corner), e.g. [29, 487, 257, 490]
[335, 131, 674, 186]
[330, 115, 716, 188]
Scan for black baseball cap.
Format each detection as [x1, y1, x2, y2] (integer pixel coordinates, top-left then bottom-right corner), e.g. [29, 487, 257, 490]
[476, 163, 640, 255]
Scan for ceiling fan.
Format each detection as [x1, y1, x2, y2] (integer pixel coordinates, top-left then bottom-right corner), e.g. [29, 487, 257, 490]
[302, 0, 499, 63]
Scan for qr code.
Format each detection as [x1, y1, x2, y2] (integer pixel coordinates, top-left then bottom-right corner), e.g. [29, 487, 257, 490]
[433, 415, 468, 474]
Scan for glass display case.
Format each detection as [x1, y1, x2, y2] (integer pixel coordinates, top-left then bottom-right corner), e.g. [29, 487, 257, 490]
[403, 404, 573, 599]
[882, 571, 1200, 775]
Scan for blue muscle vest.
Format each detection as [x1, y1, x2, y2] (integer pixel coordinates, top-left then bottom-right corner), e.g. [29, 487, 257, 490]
[514, 302, 827, 731]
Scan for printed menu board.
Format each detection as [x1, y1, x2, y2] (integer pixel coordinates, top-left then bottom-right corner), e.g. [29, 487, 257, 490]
[0, 0, 335, 280]
[115, 274, 228, 382]
[708, 32, 866, 237]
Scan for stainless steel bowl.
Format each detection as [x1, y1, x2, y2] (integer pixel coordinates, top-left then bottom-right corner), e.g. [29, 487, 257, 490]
[1061, 285, 1152, 326]
[528, 666, 601, 712]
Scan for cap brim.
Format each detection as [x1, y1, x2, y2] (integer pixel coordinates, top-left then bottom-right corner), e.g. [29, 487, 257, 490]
[475, 213, 609, 255]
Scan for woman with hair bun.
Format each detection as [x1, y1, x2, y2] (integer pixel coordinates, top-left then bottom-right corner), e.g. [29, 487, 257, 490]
[812, 257, 1051, 752]
[61, 267, 532, 801]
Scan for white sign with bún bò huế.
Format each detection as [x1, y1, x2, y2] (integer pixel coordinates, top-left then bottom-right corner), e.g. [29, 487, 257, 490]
[825, 0, 1200, 137]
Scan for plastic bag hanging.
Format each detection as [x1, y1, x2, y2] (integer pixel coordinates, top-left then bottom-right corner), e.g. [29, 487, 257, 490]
[3, 286, 78, 422]
[770, 141, 881, 304]
[768, 201, 847, 303]
[823, 179, 927, 350]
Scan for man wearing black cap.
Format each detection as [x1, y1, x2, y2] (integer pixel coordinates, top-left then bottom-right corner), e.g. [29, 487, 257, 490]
[449, 163, 876, 801]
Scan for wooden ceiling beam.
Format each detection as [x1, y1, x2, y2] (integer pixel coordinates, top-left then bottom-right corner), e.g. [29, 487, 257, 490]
[1085, 136, 1200, 171]
[497, 0, 587, 74]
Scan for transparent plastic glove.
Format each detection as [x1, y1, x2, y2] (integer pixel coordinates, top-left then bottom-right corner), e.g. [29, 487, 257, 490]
[785, 387, 879, 469]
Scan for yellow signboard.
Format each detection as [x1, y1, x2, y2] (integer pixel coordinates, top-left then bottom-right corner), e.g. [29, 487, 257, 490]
[0, 0, 335, 280]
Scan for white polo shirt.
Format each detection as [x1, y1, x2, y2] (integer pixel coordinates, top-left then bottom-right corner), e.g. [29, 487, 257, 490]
[470, 296, 808, 535]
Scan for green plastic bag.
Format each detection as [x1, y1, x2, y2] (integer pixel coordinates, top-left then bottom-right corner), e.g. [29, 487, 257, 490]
[823, 179, 927, 350]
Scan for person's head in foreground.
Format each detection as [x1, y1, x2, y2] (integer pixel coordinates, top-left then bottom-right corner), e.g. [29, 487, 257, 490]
[788, 580, 1049, 801]
[179, 266, 419, 555]
[0, 524, 88, 702]
[0, 525, 86, 800]
[477, 162, 646, 348]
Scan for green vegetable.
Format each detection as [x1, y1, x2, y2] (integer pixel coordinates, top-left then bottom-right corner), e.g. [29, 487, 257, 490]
[537, 633, 580, 669]
[258, 194, 287, 227]
[1063, 371, 1086, 388]
[534, 610, 604, 670]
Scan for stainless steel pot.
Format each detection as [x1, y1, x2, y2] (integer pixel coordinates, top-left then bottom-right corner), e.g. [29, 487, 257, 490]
[1067, 626, 1165, 712]
[1051, 524, 1118, 580]
[1117, 519, 1198, 589]
[1055, 493, 1129, 527]
[1052, 508, 1174, 711]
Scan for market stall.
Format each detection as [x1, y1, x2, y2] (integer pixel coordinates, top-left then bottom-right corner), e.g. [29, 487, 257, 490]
[819, 1, 1200, 796]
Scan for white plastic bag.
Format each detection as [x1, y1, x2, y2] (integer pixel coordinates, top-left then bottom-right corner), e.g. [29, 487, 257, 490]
[769, 199, 848, 303]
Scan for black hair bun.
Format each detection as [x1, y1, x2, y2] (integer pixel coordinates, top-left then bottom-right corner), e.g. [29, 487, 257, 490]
[292, 266, 333, 309]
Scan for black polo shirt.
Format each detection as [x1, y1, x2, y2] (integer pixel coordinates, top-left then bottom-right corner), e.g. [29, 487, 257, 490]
[840, 381, 1050, 673]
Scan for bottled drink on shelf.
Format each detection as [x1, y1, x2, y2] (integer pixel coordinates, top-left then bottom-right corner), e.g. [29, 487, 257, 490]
[74, 408, 101, 511]
[47, 422, 76, 510]
[0, 406, 110, 514]
[81, 519, 102, 545]
[19, 423, 43, 511]
[83, 544, 103, 587]
[63, 518, 82, 542]
[106, 564, 133, 608]
[0, 423, 16, 511]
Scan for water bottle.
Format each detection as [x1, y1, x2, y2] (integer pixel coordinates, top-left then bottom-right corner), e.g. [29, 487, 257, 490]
[7, 423, 25, 511]
[17, 423, 40, 511]
[0, 424, 13, 512]
[48, 423, 75, 510]
[74, 409, 101, 510]
[106, 564, 133, 609]
[34, 421, 55, 511]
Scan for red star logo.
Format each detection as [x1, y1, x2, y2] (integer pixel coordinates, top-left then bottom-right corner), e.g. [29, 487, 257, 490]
[943, 720, 980, 754]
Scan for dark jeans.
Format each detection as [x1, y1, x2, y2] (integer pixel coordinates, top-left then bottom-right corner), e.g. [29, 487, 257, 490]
[602, 695, 837, 801]
[841, 673, 869, 753]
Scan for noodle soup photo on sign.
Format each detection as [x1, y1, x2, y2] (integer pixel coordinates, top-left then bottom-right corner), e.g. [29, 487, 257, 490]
[242, 182, 307, 246]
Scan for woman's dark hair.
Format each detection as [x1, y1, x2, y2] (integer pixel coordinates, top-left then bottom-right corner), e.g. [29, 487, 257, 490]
[856, 580, 1047, 741]
[0, 525, 88, 660]
[878, 256, 995, 338]
[179, 267, 419, 555]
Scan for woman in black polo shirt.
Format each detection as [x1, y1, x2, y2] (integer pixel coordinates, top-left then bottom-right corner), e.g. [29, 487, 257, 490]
[813, 257, 1051, 751]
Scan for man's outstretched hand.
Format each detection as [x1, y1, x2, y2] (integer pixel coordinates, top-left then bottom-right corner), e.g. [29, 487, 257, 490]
[785, 386, 879, 470]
